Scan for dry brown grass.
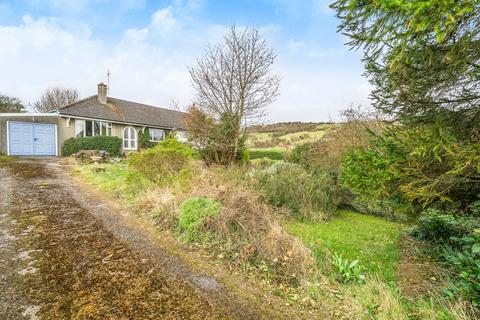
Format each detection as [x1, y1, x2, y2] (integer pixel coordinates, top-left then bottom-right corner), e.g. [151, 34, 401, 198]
[134, 164, 316, 284]
[186, 169, 316, 283]
[346, 277, 409, 320]
[136, 187, 178, 230]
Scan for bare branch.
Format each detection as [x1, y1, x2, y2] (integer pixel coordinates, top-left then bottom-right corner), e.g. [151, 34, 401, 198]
[32, 87, 79, 113]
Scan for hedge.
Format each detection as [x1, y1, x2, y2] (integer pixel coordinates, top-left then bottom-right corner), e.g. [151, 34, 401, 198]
[62, 136, 123, 157]
[249, 149, 285, 161]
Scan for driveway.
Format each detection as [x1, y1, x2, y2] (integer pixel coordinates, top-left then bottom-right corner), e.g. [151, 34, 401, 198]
[0, 159, 269, 319]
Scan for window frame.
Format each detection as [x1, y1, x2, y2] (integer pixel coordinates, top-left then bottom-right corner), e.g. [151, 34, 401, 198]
[74, 119, 112, 137]
[75, 119, 86, 138]
[148, 128, 165, 142]
[123, 126, 137, 150]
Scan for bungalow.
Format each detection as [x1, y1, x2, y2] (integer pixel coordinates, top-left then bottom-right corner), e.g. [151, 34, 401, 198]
[0, 83, 188, 156]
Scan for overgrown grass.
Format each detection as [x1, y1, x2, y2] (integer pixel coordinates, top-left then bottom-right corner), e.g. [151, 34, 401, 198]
[249, 147, 286, 160]
[288, 209, 402, 282]
[0, 155, 16, 164]
[73, 163, 152, 201]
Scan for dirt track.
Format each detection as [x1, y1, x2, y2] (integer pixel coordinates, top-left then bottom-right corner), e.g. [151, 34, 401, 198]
[0, 159, 267, 319]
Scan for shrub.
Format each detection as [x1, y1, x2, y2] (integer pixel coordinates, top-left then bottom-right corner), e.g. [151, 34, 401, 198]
[250, 158, 278, 170]
[186, 107, 244, 165]
[341, 124, 480, 216]
[255, 163, 341, 221]
[443, 234, 480, 305]
[138, 128, 155, 149]
[469, 201, 480, 217]
[409, 209, 480, 244]
[178, 197, 220, 242]
[199, 183, 315, 284]
[128, 138, 196, 186]
[62, 136, 122, 157]
[289, 143, 311, 168]
[332, 252, 365, 284]
[240, 148, 250, 165]
[249, 149, 284, 161]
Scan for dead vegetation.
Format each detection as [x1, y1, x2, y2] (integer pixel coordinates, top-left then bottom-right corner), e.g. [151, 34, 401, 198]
[135, 165, 316, 285]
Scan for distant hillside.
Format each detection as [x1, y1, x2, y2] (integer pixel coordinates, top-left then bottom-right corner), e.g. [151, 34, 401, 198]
[247, 122, 335, 134]
[246, 122, 338, 149]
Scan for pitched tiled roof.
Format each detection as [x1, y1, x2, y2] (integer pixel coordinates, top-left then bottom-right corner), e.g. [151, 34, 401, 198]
[59, 95, 187, 130]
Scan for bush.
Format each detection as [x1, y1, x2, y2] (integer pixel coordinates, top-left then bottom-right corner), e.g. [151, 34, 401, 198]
[240, 148, 250, 165]
[178, 197, 220, 242]
[195, 183, 315, 284]
[341, 124, 480, 216]
[443, 234, 480, 305]
[409, 209, 480, 244]
[138, 128, 155, 149]
[128, 138, 196, 186]
[62, 136, 122, 157]
[249, 149, 284, 161]
[289, 143, 311, 168]
[255, 163, 341, 221]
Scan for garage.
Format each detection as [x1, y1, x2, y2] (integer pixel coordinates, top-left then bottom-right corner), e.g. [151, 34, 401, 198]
[7, 121, 57, 156]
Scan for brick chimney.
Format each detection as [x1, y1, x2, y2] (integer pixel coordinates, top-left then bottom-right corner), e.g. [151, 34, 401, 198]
[97, 83, 107, 104]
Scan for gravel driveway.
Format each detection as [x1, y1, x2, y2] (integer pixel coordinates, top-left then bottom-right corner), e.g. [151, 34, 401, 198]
[0, 159, 268, 319]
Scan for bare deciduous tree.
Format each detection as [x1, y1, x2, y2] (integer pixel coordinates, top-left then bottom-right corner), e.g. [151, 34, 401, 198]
[32, 87, 79, 113]
[188, 25, 280, 163]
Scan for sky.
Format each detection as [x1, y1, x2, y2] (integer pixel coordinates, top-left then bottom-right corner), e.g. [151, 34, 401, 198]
[0, 0, 371, 123]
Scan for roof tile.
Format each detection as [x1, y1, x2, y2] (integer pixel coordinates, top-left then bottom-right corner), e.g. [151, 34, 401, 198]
[59, 95, 187, 130]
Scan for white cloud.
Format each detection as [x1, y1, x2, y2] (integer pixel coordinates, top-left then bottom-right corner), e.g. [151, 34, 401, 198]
[151, 7, 176, 33]
[286, 38, 306, 51]
[0, 1, 370, 122]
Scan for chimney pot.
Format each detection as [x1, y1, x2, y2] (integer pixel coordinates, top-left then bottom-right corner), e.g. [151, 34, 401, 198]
[97, 83, 107, 104]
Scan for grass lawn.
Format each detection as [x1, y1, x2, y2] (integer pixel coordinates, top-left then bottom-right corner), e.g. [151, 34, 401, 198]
[288, 209, 402, 282]
[72, 163, 151, 201]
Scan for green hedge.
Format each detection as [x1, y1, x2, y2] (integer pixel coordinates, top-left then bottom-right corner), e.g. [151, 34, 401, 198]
[62, 136, 122, 157]
[249, 149, 285, 161]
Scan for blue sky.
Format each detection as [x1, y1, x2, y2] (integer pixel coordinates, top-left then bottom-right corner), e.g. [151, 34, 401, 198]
[0, 0, 370, 122]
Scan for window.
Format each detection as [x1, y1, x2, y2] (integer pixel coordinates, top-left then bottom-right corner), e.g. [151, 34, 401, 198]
[75, 119, 112, 137]
[85, 120, 93, 136]
[176, 131, 188, 143]
[123, 127, 136, 150]
[75, 119, 85, 138]
[149, 128, 165, 142]
[101, 122, 112, 136]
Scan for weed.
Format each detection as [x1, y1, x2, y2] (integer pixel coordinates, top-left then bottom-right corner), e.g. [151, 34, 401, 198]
[332, 252, 365, 284]
[178, 197, 220, 242]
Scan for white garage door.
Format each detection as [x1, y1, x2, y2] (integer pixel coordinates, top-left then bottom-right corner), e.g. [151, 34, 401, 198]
[8, 122, 57, 156]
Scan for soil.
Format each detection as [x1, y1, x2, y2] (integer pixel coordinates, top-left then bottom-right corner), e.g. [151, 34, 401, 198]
[398, 234, 442, 298]
[0, 159, 274, 319]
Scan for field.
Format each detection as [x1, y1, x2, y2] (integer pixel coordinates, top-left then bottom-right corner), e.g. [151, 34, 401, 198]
[246, 122, 337, 149]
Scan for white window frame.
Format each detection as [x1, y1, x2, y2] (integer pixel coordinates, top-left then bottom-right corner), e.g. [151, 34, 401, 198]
[75, 119, 86, 138]
[75, 119, 112, 137]
[149, 128, 165, 142]
[100, 122, 112, 136]
[123, 126, 137, 150]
